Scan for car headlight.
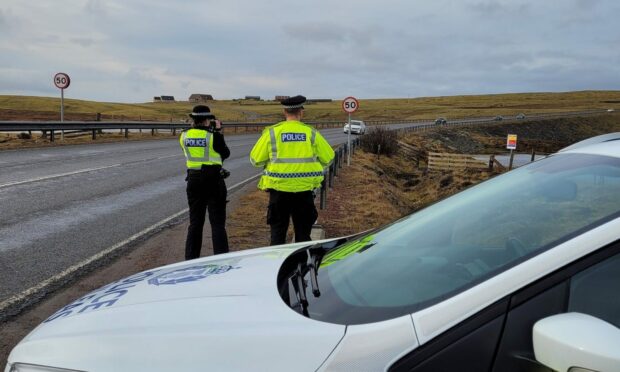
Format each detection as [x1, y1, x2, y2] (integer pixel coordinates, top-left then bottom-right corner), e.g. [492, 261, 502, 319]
[8, 363, 84, 372]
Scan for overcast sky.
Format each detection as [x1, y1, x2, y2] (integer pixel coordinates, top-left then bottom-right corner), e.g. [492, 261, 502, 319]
[1, 0, 619, 103]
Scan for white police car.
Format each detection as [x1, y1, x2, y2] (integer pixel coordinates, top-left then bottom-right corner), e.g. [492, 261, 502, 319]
[6, 134, 620, 372]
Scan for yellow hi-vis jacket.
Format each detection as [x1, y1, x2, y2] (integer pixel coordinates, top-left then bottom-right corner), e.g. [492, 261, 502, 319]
[249, 120, 335, 192]
[179, 128, 223, 169]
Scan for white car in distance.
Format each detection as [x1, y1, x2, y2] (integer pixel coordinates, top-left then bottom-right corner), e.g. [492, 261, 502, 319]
[343, 119, 366, 134]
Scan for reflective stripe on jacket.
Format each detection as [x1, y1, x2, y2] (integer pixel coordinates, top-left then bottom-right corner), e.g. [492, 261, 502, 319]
[249, 120, 335, 192]
[179, 128, 223, 169]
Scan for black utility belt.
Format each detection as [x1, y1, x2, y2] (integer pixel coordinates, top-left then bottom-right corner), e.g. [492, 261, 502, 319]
[188, 165, 222, 174]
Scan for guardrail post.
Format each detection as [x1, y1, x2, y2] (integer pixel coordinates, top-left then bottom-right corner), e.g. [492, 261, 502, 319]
[124, 128, 129, 138]
[488, 155, 495, 171]
[320, 178, 327, 210]
[530, 149, 536, 162]
[333, 151, 339, 176]
[50, 130, 55, 142]
[328, 163, 335, 188]
[151, 129, 155, 136]
[92, 130, 97, 140]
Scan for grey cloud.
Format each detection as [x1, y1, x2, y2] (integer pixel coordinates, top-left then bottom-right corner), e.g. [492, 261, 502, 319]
[469, 1, 531, 17]
[282, 21, 384, 50]
[0, 8, 15, 32]
[0, 10, 6, 30]
[282, 22, 348, 44]
[124, 68, 160, 88]
[70, 37, 96, 47]
[575, 0, 600, 11]
[84, 0, 108, 17]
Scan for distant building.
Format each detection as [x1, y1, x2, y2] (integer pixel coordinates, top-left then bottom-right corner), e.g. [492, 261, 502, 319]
[275, 95, 290, 102]
[153, 97, 162, 102]
[189, 94, 214, 102]
[245, 96, 261, 101]
[161, 96, 175, 102]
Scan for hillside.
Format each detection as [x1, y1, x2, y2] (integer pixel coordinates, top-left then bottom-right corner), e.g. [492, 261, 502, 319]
[1, 91, 619, 123]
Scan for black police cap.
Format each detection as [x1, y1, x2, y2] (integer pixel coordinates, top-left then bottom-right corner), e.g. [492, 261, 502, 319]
[189, 105, 215, 118]
[281, 95, 306, 109]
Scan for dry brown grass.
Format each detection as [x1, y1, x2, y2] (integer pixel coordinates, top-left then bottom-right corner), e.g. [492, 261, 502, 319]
[227, 148, 495, 245]
[227, 190, 271, 249]
[402, 113, 620, 155]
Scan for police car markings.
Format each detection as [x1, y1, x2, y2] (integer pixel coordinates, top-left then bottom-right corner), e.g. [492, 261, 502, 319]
[0, 163, 123, 189]
[148, 264, 240, 286]
[43, 270, 160, 323]
[43, 264, 240, 322]
[0, 173, 262, 318]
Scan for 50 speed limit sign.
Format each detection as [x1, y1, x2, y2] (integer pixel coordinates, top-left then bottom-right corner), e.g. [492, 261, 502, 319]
[54, 73, 71, 89]
[342, 96, 359, 113]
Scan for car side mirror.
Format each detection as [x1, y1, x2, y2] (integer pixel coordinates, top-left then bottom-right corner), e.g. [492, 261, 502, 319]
[533, 312, 620, 372]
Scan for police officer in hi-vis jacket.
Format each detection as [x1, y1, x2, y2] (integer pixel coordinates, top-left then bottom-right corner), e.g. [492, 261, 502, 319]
[250, 95, 335, 245]
[180, 105, 230, 259]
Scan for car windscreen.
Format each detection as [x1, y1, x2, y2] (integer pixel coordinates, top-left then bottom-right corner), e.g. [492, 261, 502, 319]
[305, 153, 620, 324]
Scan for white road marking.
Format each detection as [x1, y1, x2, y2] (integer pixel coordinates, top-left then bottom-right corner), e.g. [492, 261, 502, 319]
[0, 155, 180, 189]
[0, 172, 262, 316]
[0, 164, 123, 189]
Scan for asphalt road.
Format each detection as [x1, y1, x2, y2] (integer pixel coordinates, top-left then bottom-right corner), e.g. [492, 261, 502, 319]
[0, 123, 421, 311]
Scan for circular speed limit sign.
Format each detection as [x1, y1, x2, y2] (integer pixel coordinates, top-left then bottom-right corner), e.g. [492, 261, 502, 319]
[342, 96, 359, 113]
[54, 73, 71, 89]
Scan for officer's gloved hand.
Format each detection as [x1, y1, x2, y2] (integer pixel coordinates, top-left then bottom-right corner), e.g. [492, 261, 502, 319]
[312, 188, 319, 199]
[220, 168, 231, 179]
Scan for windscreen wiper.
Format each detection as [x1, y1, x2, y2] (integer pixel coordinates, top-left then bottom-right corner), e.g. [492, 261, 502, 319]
[291, 262, 309, 316]
[308, 248, 323, 298]
[289, 248, 324, 316]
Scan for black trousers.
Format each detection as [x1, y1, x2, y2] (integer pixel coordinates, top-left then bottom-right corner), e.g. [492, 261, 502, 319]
[185, 167, 229, 259]
[267, 190, 318, 246]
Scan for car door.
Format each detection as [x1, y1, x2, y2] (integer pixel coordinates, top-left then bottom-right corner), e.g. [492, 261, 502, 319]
[389, 239, 620, 372]
[491, 239, 620, 372]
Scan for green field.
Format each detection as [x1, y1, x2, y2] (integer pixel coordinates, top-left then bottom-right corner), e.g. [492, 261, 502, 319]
[1, 91, 619, 123]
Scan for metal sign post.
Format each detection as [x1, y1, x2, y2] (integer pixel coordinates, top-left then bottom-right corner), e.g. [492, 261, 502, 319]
[54, 73, 71, 140]
[342, 96, 359, 166]
[347, 113, 351, 165]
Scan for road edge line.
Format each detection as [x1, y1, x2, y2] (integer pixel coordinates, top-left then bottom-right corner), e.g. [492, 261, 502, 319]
[0, 172, 261, 322]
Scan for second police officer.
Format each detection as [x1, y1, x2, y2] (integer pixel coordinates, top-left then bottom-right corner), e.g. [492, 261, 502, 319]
[250, 95, 335, 245]
[180, 105, 230, 260]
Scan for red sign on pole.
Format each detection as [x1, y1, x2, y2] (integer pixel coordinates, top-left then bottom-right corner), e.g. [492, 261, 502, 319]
[54, 73, 71, 89]
[342, 96, 359, 114]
